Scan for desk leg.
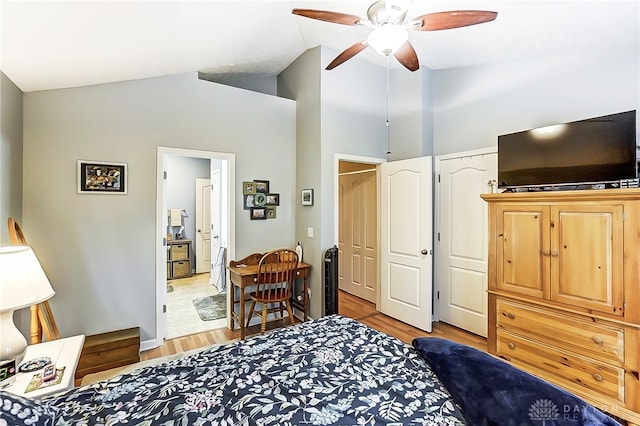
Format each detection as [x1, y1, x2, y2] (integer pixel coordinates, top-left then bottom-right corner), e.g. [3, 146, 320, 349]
[229, 282, 236, 331]
[303, 276, 308, 322]
[240, 286, 246, 340]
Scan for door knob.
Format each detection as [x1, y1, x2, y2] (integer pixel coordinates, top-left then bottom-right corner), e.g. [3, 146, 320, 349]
[421, 249, 430, 255]
[197, 229, 202, 233]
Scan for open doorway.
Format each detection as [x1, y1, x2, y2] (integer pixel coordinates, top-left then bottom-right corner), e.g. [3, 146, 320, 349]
[156, 147, 235, 344]
[334, 154, 385, 307]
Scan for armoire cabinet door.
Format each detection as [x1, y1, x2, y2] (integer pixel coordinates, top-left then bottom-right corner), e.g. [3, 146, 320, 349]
[550, 204, 624, 316]
[496, 205, 550, 299]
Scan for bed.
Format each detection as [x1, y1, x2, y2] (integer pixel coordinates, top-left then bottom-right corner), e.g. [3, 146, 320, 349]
[0, 315, 620, 425]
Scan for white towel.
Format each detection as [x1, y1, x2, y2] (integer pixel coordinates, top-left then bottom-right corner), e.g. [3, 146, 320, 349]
[169, 209, 182, 226]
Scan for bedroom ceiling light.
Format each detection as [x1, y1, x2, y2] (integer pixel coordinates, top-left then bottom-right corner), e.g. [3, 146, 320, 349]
[367, 24, 409, 56]
[0, 246, 55, 364]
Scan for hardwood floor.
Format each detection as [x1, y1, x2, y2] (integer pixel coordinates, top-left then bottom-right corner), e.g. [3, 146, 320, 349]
[141, 290, 487, 361]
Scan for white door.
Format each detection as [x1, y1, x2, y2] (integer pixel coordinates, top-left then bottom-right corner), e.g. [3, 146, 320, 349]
[195, 178, 211, 274]
[437, 152, 497, 337]
[379, 156, 433, 332]
[209, 169, 222, 287]
[338, 169, 377, 303]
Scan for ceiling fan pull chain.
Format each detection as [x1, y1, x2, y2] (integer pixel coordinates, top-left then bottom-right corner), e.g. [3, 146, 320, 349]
[386, 56, 391, 154]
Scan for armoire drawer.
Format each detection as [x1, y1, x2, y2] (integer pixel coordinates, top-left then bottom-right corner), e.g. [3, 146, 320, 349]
[496, 330, 624, 403]
[496, 298, 624, 364]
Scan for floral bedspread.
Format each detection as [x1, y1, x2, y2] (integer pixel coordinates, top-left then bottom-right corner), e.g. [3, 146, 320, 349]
[47, 315, 465, 425]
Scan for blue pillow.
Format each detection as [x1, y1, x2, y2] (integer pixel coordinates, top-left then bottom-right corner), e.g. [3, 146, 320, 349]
[412, 337, 620, 426]
[0, 390, 58, 426]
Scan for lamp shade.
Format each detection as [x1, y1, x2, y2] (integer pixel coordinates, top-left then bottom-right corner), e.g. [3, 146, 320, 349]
[0, 246, 55, 312]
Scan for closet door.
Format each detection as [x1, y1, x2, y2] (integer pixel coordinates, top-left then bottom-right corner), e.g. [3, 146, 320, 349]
[437, 152, 496, 337]
[338, 170, 377, 303]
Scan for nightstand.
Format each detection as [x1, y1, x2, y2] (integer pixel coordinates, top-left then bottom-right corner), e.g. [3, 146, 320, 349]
[3, 335, 85, 398]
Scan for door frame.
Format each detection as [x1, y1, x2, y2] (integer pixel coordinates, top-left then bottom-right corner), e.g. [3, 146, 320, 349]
[153, 146, 236, 349]
[433, 147, 496, 321]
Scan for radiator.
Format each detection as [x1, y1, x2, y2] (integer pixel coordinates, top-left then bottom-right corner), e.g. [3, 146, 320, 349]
[324, 246, 339, 315]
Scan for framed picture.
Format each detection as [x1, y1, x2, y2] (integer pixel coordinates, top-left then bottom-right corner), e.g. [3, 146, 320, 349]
[253, 192, 267, 207]
[77, 160, 127, 194]
[266, 206, 277, 219]
[250, 207, 267, 220]
[266, 193, 280, 206]
[301, 188, 314, 206]
[243, 194, 255, 210]
[243, 181, 256, 195]
[254, 180, 269, 193]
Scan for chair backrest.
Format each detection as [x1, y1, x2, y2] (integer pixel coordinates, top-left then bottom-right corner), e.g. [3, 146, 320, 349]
[8, 217, 27, 245]
[255, 249, 299, 298]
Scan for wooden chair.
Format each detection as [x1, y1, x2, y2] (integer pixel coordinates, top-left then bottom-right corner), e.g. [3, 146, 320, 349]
[228, 252, 263, 268]
[245, 249, 299, 334]
[7, 217, 61, 344]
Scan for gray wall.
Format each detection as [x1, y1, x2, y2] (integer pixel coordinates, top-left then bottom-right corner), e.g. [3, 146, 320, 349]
[1, 71, 23, 245]
[22, 73, 295, 344]
[279, 46, 389, 318]
[388, 67, 432, 160]
[432, 51, 639, 156]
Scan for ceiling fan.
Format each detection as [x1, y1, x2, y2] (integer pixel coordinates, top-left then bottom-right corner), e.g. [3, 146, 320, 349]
[292, 0, 497, 71]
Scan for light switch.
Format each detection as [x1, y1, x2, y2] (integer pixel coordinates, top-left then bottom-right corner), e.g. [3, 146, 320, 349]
[307, 227, 314, 238]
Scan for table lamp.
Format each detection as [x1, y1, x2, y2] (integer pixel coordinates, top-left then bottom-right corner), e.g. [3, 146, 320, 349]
[0, 246, 55, 364]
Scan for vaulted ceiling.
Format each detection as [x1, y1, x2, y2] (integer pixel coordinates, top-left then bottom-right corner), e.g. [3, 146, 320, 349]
[1, 1, 638, 92]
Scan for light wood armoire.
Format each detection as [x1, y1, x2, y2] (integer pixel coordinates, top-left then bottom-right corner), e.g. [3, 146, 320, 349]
[481, 189, 640, 425]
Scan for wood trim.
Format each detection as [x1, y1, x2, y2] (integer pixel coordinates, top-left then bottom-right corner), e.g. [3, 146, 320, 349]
[481, 187, 640, 203]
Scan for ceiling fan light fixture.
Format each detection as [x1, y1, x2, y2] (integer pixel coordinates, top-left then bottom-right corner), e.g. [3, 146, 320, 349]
[367, 24, 409, 56]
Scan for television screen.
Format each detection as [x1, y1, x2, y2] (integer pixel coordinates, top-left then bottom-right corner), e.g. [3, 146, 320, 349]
[498, 110, 637, 188]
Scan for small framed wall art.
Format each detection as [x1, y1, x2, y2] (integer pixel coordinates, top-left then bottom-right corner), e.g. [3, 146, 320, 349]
[250, 207, 267, 220]
[254, 180, 270, 193]
[243, 181, 256, 195]
[77, 160, 127, 194]
[266, 194, 280, 206]
[301, 189, 314, 206]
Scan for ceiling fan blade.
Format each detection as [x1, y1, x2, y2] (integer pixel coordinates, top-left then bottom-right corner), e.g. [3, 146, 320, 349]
[292, 9, 362, 26]
[326, 41, 369, 70]
[411, 10, 497, 31]
[393, 41, 419, 71]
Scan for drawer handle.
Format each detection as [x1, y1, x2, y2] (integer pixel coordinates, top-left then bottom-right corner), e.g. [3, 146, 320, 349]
[507, 343, 516, 350]
[593, 373, 603, 382]
[592, 336, 604, 345]
[506, 312, 516, 319]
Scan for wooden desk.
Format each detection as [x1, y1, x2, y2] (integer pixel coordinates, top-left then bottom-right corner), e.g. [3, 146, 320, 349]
[227, 258, 310, 339]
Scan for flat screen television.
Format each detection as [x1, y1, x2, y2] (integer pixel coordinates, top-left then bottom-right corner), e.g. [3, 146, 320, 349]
[498, 110, 638, 189]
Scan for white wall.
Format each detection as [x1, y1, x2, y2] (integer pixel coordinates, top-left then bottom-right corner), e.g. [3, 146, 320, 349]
[22, 73, 295, 343]
[432, 51, 639, 156]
